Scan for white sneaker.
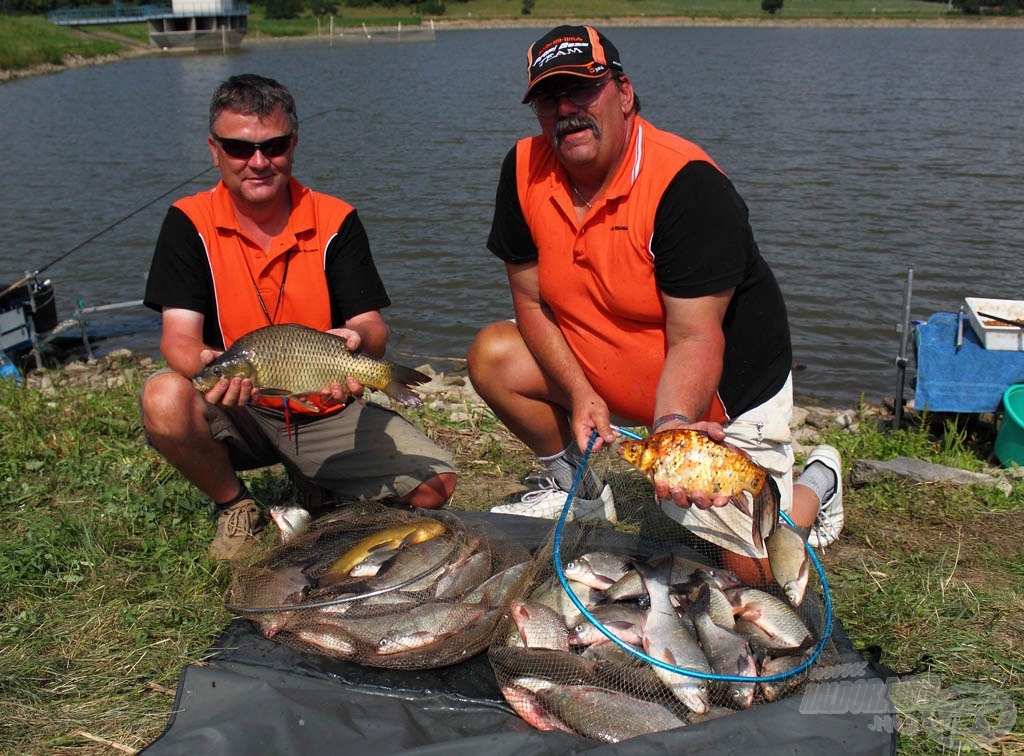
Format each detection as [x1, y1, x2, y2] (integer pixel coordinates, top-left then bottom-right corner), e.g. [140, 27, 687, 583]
[490, 477, 617, 523]
[805, 445, 844, 549]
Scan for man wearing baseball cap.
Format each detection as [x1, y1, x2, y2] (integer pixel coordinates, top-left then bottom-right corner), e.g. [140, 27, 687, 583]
[469, 25, 844, 578]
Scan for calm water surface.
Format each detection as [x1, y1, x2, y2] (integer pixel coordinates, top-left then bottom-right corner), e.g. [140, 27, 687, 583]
[1, 26, 1021, 407]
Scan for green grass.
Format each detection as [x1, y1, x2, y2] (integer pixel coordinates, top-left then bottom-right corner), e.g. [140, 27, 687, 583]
[0, 360, 1020, 753]
[0, 16, 126, 71]
[815, 418, 1024, 754]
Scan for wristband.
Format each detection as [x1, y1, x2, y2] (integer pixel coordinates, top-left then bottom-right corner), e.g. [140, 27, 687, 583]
[652, 413, 692, 430]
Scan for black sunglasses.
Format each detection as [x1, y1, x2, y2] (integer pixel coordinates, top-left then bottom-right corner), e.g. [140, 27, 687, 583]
[530, 77, 612, 117]
[211, 133, 294, 159]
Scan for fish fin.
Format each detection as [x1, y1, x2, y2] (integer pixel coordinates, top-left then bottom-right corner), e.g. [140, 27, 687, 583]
[372, 537, 409, 554]
[383, 381, 424, 408]
[735, 606, 762, 622]
[259, 387, 291, 397]
[730, 492, 752, 518]
[289, 395, 320, 413]
[390, 363, 431, 387]
[749, 477, 781, 552]
[381, 363, 430, 408]
[689, 582, 711, 617]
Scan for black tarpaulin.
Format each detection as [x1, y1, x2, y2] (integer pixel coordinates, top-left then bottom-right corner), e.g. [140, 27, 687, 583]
[141, 514, 898, 755]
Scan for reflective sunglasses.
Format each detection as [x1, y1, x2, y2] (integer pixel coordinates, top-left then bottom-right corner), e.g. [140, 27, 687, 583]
[211, 132, 294, 159]
[530, 77, 612, 117]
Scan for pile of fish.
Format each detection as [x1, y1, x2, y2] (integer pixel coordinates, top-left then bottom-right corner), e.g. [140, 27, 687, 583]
[224, 506, 531, 669]
[489, 549, 822, 743]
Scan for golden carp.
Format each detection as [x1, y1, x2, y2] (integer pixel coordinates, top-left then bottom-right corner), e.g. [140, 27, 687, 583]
[616, 429, 780, 551]
[192, 323, 431, 408]
[316, 519, 448, 588]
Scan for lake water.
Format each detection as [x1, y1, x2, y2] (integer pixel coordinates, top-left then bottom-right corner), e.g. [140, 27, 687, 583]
[1, 25, 1021, 407]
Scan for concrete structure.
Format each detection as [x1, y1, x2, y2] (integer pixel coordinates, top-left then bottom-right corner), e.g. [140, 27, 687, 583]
[48, 2, 248, 51]
[148, 0, 247, 51]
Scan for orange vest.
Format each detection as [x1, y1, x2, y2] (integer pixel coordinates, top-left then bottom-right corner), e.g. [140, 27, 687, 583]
[515, 117, 727, 425]
[175, 179, 356, 415]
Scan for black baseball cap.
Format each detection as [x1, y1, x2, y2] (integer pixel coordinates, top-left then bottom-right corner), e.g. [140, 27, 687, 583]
[522, 25, 624, 104]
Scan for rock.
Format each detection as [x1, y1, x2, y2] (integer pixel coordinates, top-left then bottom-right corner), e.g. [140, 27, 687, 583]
[850, 457, 1013, 496]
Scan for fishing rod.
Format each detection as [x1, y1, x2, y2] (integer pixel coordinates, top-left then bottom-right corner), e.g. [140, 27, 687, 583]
[0, 165, 216, 304]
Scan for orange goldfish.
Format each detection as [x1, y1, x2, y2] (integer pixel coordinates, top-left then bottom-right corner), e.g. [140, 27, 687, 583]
[616, 429, 780, 550]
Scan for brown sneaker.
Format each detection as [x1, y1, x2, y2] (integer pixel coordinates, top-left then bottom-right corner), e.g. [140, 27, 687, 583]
[209, 498, 266, 561]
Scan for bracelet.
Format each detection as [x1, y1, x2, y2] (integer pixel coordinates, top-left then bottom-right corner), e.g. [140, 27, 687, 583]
[652, 413, 693, 430]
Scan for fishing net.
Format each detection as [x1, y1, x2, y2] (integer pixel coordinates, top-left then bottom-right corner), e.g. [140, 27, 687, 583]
[224, 503, 531, 670]
[487, 430, 840, 743]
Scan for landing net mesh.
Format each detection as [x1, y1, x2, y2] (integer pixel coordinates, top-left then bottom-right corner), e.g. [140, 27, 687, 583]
[224, 503, 531, 669]
[223, 429, 838, 740]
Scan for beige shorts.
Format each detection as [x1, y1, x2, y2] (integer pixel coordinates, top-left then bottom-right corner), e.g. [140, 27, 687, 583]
[660, 373, 795, 558]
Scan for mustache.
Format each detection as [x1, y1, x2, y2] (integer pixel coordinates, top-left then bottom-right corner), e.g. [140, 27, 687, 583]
[553, 115, 599, 145]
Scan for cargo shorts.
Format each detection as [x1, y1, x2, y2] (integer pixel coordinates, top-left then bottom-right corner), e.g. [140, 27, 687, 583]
[659, 373, 796, 559]
[207, 399, 455, 502]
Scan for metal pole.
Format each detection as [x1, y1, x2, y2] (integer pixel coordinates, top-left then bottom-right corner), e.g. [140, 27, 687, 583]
[893, 267, 914, 430]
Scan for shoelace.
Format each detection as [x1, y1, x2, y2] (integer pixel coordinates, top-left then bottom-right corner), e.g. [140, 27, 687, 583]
[220, 503, 260, 538]
[523, 471, 558, 489]
[519, 485, 568, 505]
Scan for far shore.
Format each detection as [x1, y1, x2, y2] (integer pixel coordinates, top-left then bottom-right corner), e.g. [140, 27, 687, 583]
[5, 12, 1024, 81]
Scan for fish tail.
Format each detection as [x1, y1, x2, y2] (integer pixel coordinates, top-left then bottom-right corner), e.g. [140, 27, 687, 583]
[391, 363, 431, 387]
[383, 364, 430, 408]
[750, 476, 781, 552]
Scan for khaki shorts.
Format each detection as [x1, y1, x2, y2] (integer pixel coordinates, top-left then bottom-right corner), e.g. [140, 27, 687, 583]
[660, 373, 795, 558]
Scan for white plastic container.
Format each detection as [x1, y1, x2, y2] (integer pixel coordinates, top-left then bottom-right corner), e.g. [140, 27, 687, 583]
[965, 297, 1024, 351]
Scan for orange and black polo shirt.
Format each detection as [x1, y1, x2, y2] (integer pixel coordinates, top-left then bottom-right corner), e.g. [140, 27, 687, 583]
[144, 177, 392, 413]
[487, 116, 791, 425]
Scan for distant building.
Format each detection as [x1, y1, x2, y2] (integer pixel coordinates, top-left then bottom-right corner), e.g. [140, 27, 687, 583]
[148, 0, 248, 51]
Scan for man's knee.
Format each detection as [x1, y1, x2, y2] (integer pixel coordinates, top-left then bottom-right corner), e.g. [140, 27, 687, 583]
[468, 320, 525, 380]
[141, 371, 201, 435]
[401, 472, 457, 510]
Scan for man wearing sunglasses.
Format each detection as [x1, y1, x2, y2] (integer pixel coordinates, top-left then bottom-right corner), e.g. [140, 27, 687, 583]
[469, 26, 843, 579]
[141, 74, 456, 561]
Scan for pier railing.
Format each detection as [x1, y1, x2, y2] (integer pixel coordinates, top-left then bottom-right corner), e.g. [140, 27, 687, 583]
[48, 4, 248, 25]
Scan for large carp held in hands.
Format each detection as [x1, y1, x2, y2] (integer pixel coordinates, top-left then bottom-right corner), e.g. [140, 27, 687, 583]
[616, 429, 781, 551]
[192, 324, 431, 409]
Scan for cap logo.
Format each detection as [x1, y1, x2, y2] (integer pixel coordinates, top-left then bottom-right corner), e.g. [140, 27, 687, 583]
[533, 37, 592, 72]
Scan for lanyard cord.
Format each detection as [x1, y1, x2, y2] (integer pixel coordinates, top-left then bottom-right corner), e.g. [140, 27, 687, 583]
[245, 250, 291, 325]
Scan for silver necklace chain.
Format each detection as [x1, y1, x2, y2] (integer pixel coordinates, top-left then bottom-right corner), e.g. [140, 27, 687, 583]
[570, 180, 593, 209]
